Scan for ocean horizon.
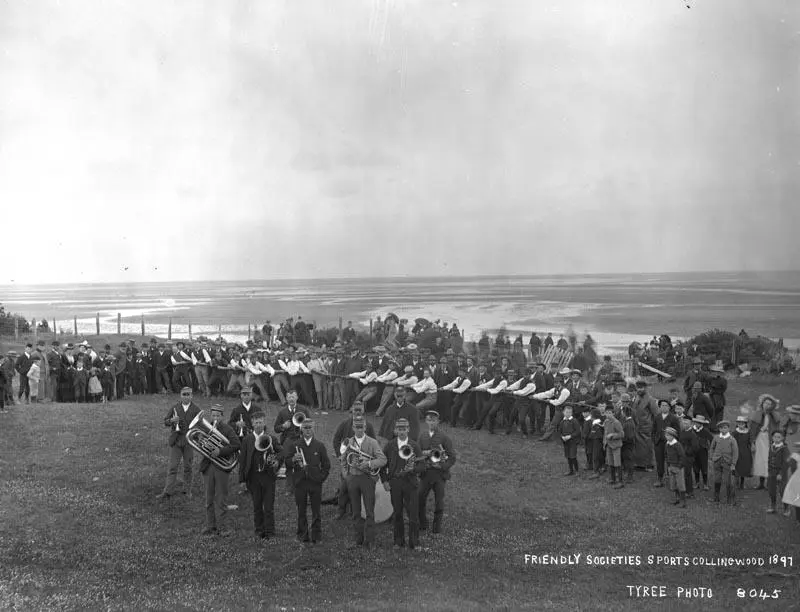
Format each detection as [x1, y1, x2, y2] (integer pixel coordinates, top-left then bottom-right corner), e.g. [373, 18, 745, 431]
[2, 271, 799, 352]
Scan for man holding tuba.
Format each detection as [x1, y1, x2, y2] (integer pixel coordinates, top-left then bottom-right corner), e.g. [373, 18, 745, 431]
[273, 390, 310, 495]
[238, 411, 282, 540]
[418, 410, 457, 535]
[199, 405, 240, 536]
[380, 417, 424, 550]
[343, 417, 387, 549]
[156, 387, 201, 500]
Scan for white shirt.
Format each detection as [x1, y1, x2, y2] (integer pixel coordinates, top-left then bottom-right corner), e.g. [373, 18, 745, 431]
[242, 402, 252, 413]
[303, 437, 313, 447]
[412, 378, 438, 395]
[532, 386, 570, 406]
[397, 437, 408, 450]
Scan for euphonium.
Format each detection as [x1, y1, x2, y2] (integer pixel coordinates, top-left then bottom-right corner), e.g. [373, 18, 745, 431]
[254, 429, 277, 473]
[430, 445, 448, 464]
[291, 411, 306, 428]
[186, 411, 238, 473]
[344, 440, 380, 477]
[255, 430, 273, 453]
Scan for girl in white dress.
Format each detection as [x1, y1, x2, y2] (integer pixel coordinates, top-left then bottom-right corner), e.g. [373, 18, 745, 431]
[782, 441, 800, 523]
[749, 394, 781, 489]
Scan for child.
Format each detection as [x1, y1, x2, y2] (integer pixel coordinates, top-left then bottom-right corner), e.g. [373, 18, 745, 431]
[781, 441, 800, 523]
[73, 360, 89, 403]
[766, 431, 790, 514]
[586, 408, 605, 477]
[88, 367, 103, 403]
[708, 420, 739, 505]
[677, 406, 697, 497]
[733, 415, 753, 490]
[603, 403, 624, 489]
[27, 356, 41, 403]
[621, 405, 636, 484]
[101, 359, 115, 403]
[558, 406, 581, 476]
[691, 415, 713, 490]
[664, 427, 687, 508]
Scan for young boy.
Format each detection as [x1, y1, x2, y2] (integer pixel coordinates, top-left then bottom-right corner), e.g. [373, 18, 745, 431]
[558, 406, 582, 476]
[733, 416, 752, 490]
[665, 427, 687, 508]
[708, 420, 739, 504]
[691, 415, 713, 490]
[27, 356, 41, 403]
[585, 408, 606, 478]
[676, 405, 697, 497]
[603, 402, 624, 489]
[621, 405, 637, 484]
[766, 430, 790, 514]
[73, 360, 89, 403]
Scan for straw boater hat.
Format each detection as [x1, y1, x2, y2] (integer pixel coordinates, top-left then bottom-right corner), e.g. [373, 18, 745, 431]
[758, 394, 780, 410]
[784, 405, 800, 416]
[692, 415, 709, 424]
[709, 361, 725, 373]
[735, 415, 748, 423]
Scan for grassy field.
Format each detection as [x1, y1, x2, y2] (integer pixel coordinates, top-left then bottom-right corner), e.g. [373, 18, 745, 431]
[1, 364, 799, 611]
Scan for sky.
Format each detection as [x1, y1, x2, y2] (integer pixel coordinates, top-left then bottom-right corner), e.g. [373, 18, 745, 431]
[1, 0, 798, 284]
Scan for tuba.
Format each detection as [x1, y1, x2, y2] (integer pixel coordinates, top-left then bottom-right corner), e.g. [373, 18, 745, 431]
[344, 439, 380, 477]
[291, 411, 306, 428]
[186, 411, 238, 472]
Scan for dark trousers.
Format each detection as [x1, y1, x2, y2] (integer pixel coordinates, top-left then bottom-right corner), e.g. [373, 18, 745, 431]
[74, 383, 86, 403]
[102, 379, 114, 401]
[291, 374, 314, 406]
[248, 473, 277, 536]
[621, 442, 635, 471]
[203, 466, 229, 530]
[390, 477, 419, 548]
[449, 393, 466, 426]
[347, 474, 376, 545]
[508, 398, 533, 434]
[683, 459, 694, 494]
[693, 448, 709, 485]
[49, 373, 60, 402]
[437, 390, 453, 422]
[172, 366, 191, 391]
[157, 369, 172, 393]
[115, 372, 127, 399]
[767, 470, 785, 506]
[18, 374, 30, 400]
[654, 440, 666, 479]
[418, 471, 446, 527]
[207, 369, 227, 396]
[476, 397, 504, 431]
[294, 479, 322, 541]
[337, 474, 351, 514]
[562, 439, 579, 460]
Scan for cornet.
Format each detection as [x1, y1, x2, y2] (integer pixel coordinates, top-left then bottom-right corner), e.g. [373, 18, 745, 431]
[294, 446, 308, 469]
[173, 407, 180, 432]
[236, 415, 246, 437]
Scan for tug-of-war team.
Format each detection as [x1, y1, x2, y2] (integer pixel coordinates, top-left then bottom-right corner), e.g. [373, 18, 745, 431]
[2, 318, 799, 550]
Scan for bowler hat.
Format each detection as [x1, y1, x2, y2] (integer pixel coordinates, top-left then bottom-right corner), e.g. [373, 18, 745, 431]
[425, 410, 440, 419]
[692, 381, 703, 390]
[692, 415, 709, 424]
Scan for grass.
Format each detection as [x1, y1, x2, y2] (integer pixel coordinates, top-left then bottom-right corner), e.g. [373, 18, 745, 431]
[0, 377, 799, 611]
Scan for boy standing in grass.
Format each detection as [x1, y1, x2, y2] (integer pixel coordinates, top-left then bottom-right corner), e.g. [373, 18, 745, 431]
[767, 431, 790, 515]
[602, 402, 624, 489]
[708, 420, 738, 505]
[558, 405, 582, 476]
[665, 427, 687, 508]
[621, 405, 637, 484]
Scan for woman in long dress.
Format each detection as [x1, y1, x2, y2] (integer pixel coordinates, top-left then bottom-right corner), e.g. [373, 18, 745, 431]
[749, 394, 781, 490]
[781, 441, 800, 522]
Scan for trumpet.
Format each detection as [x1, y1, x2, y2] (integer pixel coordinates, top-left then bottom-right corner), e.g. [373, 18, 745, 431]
[236, 415, 246, 437]
[186, 411, 238, 472]
[294, 446, 307, 468]
[291, 412, 306, 428]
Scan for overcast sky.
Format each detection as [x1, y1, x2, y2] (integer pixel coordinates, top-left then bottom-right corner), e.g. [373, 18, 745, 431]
[1, 0, 798, 284]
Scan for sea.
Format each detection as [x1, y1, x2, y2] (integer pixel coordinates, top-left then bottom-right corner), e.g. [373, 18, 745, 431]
[2, 271, 799, 353]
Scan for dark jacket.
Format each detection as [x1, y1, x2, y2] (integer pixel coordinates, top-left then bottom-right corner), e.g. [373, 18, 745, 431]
[273, 405, 311, 445]
[239, 431, 282, 482]
[380, 438, 425, 485]
[164, 401, 201, 447]
[228, 402, 261, 437]
[418, 430, 456, 479]
[281, 437, 330, 485]
[665, 440, 686, 467]
[652, 413, 681, 444]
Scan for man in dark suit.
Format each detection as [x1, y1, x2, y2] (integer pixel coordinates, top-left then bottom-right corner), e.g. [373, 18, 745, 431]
[379, 386, 421, 441]
[433, 356, 454, 420]
[156, 387, 201, 499]
[15, 344, 33, 404]
[198, 404, 240, 535]
[418, 410, 457, 534]
[47, 341, 62, 403]
[652, 399, 681, 488]
[155, 343, 172, 394]
[114, 343, 128, 400]
[239, 411, 282, 539]
[229, 387, 260, 440]
[281, 419, 330, 544]
[381, 417, 424, 549]
[273, 390, 311, 493]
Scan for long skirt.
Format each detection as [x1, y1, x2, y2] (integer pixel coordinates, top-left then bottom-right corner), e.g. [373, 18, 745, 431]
[752, 430, 771, 478]
[633, 431, 655, 468]
[782, 457, 800, 507]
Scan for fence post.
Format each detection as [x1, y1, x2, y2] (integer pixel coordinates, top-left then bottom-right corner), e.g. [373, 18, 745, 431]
[369, 319, 373, 344]
[117, 313, 121, 335]
[168, 318, 172, 340]
[33, 319, 37, 341]
[53, 319, 57, 336]
[141, 314, 145, 337]
[248, 324, 251, 340]
[188, 323, 192, 341]
[96, 313, 100, 335]
[73, 316, 78, 336]
[14, 317, 18, 341]
[338, 316, 343, 341]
